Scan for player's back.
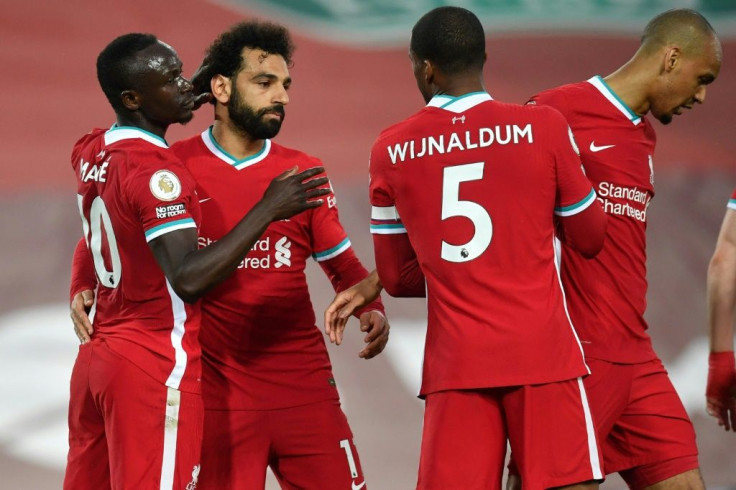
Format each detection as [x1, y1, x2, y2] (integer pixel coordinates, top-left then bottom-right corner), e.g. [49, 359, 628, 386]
[71, 126, 202, 392]
[370, 93, 595, 393]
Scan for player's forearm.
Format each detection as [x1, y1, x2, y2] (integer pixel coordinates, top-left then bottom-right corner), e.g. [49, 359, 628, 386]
[321, 250, 385, 315]
[70, 237, 98, 302]
[170, 201, 275, 302]
[374, 235, 426, 298]
[707, 249, 736, 352]
[558, 201, 607, 258]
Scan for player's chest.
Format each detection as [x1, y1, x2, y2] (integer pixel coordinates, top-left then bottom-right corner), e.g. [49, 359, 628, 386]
[575, 122, 655, 196]
[191, 163, 310, 241]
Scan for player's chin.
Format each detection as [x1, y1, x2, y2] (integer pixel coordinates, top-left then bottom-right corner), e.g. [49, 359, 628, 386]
[655, 112, 673, 125]
[178, 109, 195, 124]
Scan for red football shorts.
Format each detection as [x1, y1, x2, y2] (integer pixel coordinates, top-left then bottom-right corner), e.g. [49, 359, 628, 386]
[64, 340, 203, 490]
[199, 399, 366, 490]
[418, 378, 603, 490]
[584, 358, 699, 489]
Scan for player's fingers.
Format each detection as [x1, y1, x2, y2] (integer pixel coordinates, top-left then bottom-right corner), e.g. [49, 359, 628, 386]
[334, 321, 347, 346]
[71, 312, 90, 343]
[728, 404, 736, 432]
[301, 176, 330, 190]
[301, 199, 324, 209]
[359, 333, 388, 359]
[193, 92, 213, 109]
[294, 166, 326, 181]
[360, 324, 389, 359]
[324, 312, 335, 337]
[305, 188, 332, 200]
[81, 290, 95, 307]
[337, 297, 364, 320]
[325, 294, 352, 338]
[71, 293, 94, 336]
[277, 166, 299, 180]
[362, 317, 382, 343]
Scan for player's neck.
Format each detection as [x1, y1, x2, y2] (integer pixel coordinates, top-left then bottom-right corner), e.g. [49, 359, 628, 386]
[211, 120, 266, 159]
[433, 72, 486, 98]
[115, 115, 168, 140]
[603, 59, 653, 117]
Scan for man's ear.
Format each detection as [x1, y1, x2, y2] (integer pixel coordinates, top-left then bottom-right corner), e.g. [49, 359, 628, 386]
[120, 90, 141, 111]
[663, 46, 681, 73]
[423, 59, 435, 86]
[211, 74, 232, 104]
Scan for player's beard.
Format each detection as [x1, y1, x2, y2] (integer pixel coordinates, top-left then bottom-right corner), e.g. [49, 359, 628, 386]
[228, 86, 285, 140]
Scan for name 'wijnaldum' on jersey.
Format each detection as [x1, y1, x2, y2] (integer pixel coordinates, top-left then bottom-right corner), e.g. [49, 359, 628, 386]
[387, 124, 534, 164]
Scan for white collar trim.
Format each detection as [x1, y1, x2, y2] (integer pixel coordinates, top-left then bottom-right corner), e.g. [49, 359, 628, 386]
[104, 125, 169, 148]
[587, 76, 642, 126]
[427, 91, 493, 113]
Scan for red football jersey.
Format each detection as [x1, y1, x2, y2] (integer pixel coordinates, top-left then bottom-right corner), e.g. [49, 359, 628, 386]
[728, 188, 736, 211]
[172, 129, 360, 410]
[370, 92, 598, 394]
[72, 126, 202, 393]
[530, 76, 658, 363]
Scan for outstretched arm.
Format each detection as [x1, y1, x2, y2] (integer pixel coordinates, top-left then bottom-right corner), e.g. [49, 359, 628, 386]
[320, 250, 388, 359]
[706, 206, 736, 431]
[153, 167, 330, 303]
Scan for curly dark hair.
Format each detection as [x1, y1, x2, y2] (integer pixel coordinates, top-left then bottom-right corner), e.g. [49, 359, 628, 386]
[410, 7, 485, 75]
[96, 33, 158, 111]
[195, 20, 294, 95]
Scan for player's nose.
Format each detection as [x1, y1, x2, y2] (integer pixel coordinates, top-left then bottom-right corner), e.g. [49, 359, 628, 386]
[274, 84, 289, 105]
[694, 85, 706, 104]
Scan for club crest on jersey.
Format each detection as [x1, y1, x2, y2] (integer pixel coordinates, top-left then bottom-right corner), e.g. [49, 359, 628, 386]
[185, 464, 200, 490]
[149, 170, 182, 201]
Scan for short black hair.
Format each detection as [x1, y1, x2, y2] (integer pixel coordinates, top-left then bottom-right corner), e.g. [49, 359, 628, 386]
[96, 33, 158, 111]
[204, 20, 294, 82]
[641, 8, 716, 55]
[410, 7, 485, 75]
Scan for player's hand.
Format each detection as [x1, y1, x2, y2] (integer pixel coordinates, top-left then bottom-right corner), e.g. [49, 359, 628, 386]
[262, 166, 330, 221]
[192, 91, 213, 110]
[358, 311, 389, 359]
[706, 351, 736, 431]
[191, 56, 213, 96]
[71, 289, 95, 344]
[324, 271, 383, 345]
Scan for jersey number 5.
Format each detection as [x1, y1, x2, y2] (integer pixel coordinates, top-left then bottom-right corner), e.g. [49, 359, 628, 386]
[77, 195, 122, 288]
[441, 162, 493, 263]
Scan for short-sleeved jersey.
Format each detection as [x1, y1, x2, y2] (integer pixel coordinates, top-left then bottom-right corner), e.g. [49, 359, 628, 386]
[530, 76, 658, 363]
[72, 126, 202, 393]
[369, 92, 597, 394]
[728, 189, 736, 211]
[172, 129, 350, 410]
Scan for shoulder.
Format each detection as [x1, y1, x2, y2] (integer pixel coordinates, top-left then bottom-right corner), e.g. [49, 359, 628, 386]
[528, 81, 591, 115]
[506, 100, 569, 130]
[170, 134, 206, 166]
[71, 128, 106, 160]
[269, 141, 324, 168]
[171, 133, 203, 154]
[109, 140, 187, 181]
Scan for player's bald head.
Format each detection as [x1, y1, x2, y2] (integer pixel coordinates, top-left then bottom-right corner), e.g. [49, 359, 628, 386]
[641, 8, 719, 57]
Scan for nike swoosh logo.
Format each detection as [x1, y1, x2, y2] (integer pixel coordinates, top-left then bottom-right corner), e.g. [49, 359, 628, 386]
[589, 142, 615, 152]
[352, 481, 366, 490]
[199, 197, 212, 203]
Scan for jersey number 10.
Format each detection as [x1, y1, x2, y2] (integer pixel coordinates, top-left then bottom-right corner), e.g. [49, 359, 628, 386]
[77, 194, 122, 288]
